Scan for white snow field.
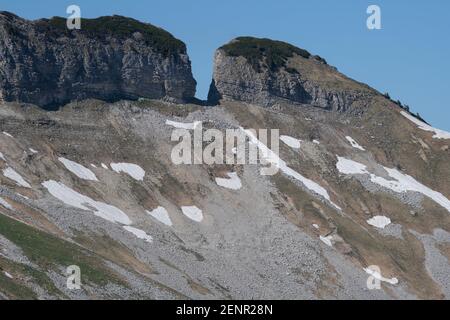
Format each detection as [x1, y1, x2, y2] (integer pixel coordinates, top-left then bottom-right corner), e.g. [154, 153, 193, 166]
[401, 111, 450, 140]
[243, 128, 340, 210]
[215, 172, 242, 190]
[165, 119, 201, 130]
[110, 163, 145, 181]
[42, 180, 132, 225]
[0, 197, 13, 210]
[364, 267, 398, 285]
[2, 132, 13, 138]
[58, 157, 98, 181]
[147, 206, 172, 226]
[345, 136, 365, 151]
[336, 156, 450, 213]
[320, 235, 333, 247]
[181, 206, 203, 222]
[2, 167, 31, 188]
[280, 135, 301, 149]
[123, 226, 153, 243]
[367, 216, 391, 229]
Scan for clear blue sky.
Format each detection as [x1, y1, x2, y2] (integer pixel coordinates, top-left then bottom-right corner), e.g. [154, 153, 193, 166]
[1, 0, 449, 131]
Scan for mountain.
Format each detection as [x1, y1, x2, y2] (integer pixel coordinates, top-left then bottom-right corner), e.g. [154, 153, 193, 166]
[1, 13, 450, 300]
[0, 12, 196, 108]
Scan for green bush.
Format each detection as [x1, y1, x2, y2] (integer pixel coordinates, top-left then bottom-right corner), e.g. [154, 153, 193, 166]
[35, 15, 186, 57]
[220, 37, 311, 73]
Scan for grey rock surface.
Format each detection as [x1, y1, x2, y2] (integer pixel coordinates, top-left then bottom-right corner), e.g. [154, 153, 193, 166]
[0, 12, 196, 107]
[208, 38, 376, 111]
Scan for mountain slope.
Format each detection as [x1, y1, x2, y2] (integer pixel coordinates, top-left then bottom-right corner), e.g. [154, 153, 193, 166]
[0, 16, 450, 300]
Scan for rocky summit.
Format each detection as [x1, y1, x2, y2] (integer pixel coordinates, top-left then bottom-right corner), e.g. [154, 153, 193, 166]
[1, 12, 450, 300]
[209, 37, 376, 112]
[0, 12, 196, 108]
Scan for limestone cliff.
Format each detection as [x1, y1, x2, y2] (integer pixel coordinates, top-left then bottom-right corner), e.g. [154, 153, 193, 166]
[0, 12, 196, 107]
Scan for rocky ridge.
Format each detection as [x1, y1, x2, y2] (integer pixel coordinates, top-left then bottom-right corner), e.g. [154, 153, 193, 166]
[0, 12, 196, 107]
[208, 37, 377, 112]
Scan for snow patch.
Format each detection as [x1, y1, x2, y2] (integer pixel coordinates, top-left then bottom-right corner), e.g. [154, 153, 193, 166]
[58, 157, 98, 181]
[215, 172, 242, 190]
[313, 140, 320, 145]
[165, 119, 201, 130]
[101, 163, 109, 170]
[90, 164, 97, 168]
[367, 216, 391, 229]
[401, 111, 450, 140]
[0, 152, 6, 161]
[280, 135, 301, 149]
[123, 226, 153, 243]
[2, 167, 31, 188]
[147, 206, 172, 226]
[4, 271, 13, 279]
[2, 132, 13, 138]
[336, 156, 450, 213]
[364, 267, 398, 285]
[345, 136, 365, 151]
[42, 180, 132, 225]
[320, 235, 333, 247]
[110, 163, 145, 181]
[312, 224, 319, 229]
[243, 128, 340, 210]
[181, 206, 203, 222]
[29, 148, 38, 154]
[0, 197, 12, 210]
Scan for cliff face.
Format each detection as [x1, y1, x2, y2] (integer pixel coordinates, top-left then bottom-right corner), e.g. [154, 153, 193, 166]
[0, 12, 196, 107]
[208, 37, 376, 111]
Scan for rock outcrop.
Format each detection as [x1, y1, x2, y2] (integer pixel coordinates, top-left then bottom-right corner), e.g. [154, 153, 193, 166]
[0, 12, 196, 107]
[208, 37, 376, 111]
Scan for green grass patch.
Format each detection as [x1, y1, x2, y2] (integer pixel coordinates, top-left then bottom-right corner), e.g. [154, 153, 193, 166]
[220, 37, 311, 73]
[34, 15, 186, 58]
[0, 213, 124, 287]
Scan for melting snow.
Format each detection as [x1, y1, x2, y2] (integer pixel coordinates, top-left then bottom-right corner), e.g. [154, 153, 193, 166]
[215, 172, 242, 190]
[345, 136, 365, 151]
[243, 128, 340, 210]
[42, 180, 132, 225]
[58, 157, 98, 181]
[110, 163, 145, 181]
[280, 135, 301, 149]
[367, 216, 391, 229]
[2, 132, 13, 138]
[181, 206, 203, 222]
[401, 111, 450, 140]
[147, 206, 172, 226]
[364, 267, 398, 285]
[0, 197, 12, 210]
[123, 226, 153, 243]
[336, 156, 450, 213]
[165, 119, 201, 130]
[16, 193, 30, 200]
[2, 167, 31, 188]
[320, 235, 333, 247]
